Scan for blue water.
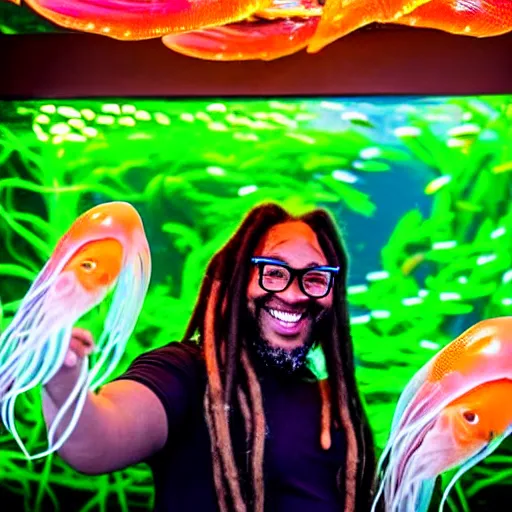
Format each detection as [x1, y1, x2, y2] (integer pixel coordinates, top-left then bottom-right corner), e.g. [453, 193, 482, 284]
[339, 161, 434, 286]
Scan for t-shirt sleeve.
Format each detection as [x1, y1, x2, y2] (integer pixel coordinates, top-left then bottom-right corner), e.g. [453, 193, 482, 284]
[112, 341, 205, 439]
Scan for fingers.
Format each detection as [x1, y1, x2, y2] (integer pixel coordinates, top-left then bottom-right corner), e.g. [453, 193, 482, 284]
[63, 327, 96, 368]
[71, 327, 94, 347]
[63, 349, 78, 368]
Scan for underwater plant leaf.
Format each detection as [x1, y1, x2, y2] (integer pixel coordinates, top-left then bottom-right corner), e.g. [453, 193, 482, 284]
[492, 160, 512, 174]
[0, 206, 52, 259]
[453, 282, 498, 302]
[394, 128, 437, 169]
[345, 117, 375, 129]
[317, 175, 376, 217]
[161, 222, 202, 253]
[376, 147, 412, 162]
[277, 195, 318, 216]
[466, 467, 512, 498]
[143, 174, 165, 202]
[425, 189, 456, 236]
[427, 297, 474, 315]
[302, 154, 350, 172]
[380, 209, 425, 271]
[0, 264, 36, 282]
[179, 228, 235, 304]
[2, 95, 512, 508]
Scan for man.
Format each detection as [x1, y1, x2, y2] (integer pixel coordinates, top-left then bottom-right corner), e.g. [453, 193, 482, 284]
[42, 203, 376, 512]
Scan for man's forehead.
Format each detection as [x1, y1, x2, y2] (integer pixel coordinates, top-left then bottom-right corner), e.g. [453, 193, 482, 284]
[257, 221, 323, 252]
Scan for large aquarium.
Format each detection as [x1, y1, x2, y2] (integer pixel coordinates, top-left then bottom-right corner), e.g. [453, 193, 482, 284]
[0, 96, 511, 511]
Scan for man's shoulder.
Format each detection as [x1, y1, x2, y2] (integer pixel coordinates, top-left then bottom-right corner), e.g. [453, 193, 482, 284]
[141, 339, 203, 364]
[151, 339, 202, 358]
[127, 339, 205, 379]
[115, 340, 206, 442]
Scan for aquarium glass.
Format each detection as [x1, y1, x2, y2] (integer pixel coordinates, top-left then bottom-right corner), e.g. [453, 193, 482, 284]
[0, 95, 511, 511]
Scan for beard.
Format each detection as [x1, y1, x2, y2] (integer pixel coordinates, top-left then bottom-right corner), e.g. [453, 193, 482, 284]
[244, 296, 327, 376]
[249, 330, 315, 375]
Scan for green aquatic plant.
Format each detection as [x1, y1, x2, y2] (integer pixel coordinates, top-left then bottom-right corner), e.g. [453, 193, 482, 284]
[0, 2, 62, 34]
[0, 95, 511, 511]
[349, 95, 512, 511]
[0, 97, 399, 511]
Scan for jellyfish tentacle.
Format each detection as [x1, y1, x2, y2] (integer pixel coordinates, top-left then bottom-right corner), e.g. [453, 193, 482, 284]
[375, 383, 445, 495]
[0, 278, 85, 401]
[37, 358, 90, 459]
[0, 306, 57, 395]
[373, 416, 434, 512]
[373, 320, 512, 512]
[89, 255, 149, 390]
[1, 324, 75, 456]
[389, 360, 433, 432]
[438, 427, 511, 512]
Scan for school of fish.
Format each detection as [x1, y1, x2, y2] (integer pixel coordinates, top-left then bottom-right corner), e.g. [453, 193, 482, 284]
[0, 201, 151, 459]
[7, 0, 512, 61]
[371, 316, 512, 512]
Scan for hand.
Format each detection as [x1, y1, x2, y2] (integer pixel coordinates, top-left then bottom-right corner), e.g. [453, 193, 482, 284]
[43, 327, 96, 407]
[64, 327, 95, 368]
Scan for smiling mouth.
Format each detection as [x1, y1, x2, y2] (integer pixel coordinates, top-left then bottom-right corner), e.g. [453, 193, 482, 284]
[259, 305, 312, 341]
[266, 307, 305, 324]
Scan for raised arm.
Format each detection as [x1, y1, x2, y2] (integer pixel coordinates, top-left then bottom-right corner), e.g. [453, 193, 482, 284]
[42, 328, 169, 475]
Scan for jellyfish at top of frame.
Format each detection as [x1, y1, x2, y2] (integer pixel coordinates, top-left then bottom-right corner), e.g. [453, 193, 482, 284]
[307, 0, 512, 54]
[307, 0, 431, 53]
[0, 201, 152, 460]
[162, 1, 322, 62]
[394, 0, 512, 39]
[5, 0, 273, 40]
[371, 316, 512, 512]
[375, 379, 512, 512]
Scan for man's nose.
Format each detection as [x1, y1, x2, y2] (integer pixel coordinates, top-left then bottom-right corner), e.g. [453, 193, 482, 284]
[277, 276, 309, 303]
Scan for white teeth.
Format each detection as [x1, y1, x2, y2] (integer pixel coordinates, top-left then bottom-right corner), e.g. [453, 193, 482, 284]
[269, 309, 302, 323]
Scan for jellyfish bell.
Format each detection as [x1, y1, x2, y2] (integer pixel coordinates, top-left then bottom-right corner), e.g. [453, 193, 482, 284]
[384, 317, 512, 464]
[55, 238, 124, 295]
[394, 0, 512, 39]
[307, 0, 431, 53]
[162, 1, 322, 62]
[372, 317, 512, 512]
[379, 379, 512, 512]
[0, 201, 151, 459]
[8, 0, 273, 40]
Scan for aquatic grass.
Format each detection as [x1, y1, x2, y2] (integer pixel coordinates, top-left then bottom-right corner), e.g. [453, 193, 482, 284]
[0, 2, 63, 34]
[352, 95, 512, 510]
[1, 96, 512, 510]
[0, 96, 399, 511]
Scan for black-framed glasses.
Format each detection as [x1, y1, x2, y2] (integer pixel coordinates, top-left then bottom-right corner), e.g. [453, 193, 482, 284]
[251, 257, 339, 298]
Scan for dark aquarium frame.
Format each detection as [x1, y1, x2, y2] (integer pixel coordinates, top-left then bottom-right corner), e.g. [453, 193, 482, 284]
[1, 26, 512, 99]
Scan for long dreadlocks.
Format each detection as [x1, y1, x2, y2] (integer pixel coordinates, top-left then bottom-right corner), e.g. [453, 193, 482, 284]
[182, 203, 376, 512]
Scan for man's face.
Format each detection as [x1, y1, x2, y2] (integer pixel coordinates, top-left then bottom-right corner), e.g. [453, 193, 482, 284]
[246, 221, 334, 353]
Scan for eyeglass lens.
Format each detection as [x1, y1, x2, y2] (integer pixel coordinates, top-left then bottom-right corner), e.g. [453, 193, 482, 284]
[261, 263, 331, 297]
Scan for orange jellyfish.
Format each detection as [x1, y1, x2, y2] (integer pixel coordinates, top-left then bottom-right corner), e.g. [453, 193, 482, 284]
[8, 0, 273, 40]
[307, 0, 431, 53]
[9, 0, 512, 61]
[0, 201, 151, 459]
[371, 317, 512, 512]
[162, 0, 322, 61]
[395, 0, 512, 38]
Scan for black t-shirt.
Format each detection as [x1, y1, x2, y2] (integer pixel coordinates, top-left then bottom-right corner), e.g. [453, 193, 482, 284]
[115, 341, 347, 511]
